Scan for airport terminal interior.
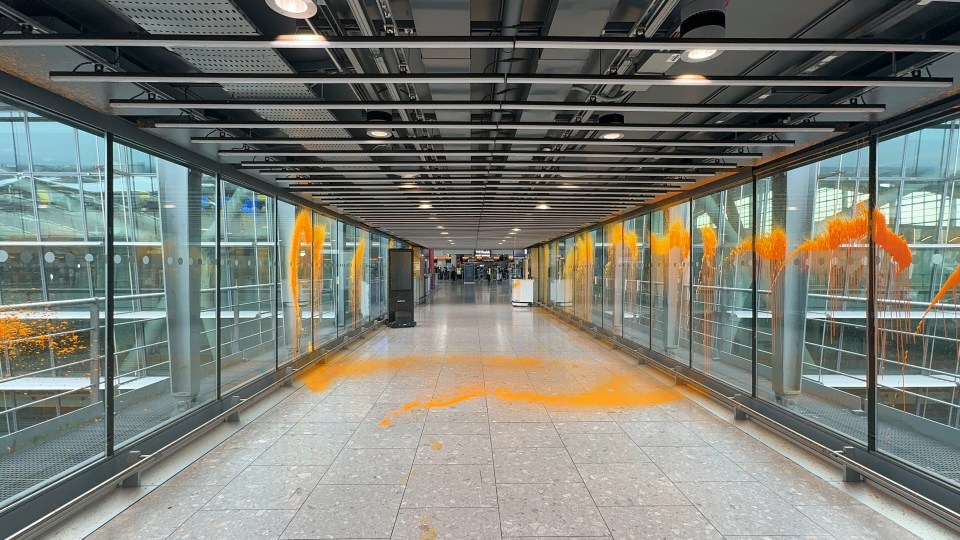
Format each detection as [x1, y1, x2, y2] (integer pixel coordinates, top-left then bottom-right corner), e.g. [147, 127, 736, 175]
[0, 0, 959, 538]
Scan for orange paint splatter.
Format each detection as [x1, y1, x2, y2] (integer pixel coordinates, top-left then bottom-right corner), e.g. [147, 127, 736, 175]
[381, 375, 679, 425]
[428, 436, 443, 451]
[700, 226, 717, 263]
[298, 355, 545, 395]
[651, 219, 690, 259]
[0, 311, 87, 374]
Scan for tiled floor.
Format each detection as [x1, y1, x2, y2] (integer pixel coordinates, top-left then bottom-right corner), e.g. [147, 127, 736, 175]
[78, 281, 950, 539]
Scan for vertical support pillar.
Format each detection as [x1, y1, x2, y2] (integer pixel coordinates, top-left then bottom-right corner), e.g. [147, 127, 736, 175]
[104, 133, 115, 456]
[867, 134, 878, 452]
[613, 229, 624, 335]
[772, 167, 816, 401]
[158, 161, 203, 413]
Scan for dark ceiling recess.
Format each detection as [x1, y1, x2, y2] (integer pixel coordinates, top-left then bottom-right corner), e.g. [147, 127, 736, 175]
[0, 0, 957, 248]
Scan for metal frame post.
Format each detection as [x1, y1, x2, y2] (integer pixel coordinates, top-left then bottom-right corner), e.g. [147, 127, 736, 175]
[104, 133, 115, 456]
[867, 133, 879, 452]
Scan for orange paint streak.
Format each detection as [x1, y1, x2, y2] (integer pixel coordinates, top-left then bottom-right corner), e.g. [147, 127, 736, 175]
[288, 210, 314, 347]
[917, 264, 960, 331]
[872, 208, 911, 274]
[381, 375, 679, 425]
[298, 354, 546, 395]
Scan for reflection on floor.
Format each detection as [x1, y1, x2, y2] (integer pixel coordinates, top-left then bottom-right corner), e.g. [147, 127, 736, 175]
[75, 281, 948, 539]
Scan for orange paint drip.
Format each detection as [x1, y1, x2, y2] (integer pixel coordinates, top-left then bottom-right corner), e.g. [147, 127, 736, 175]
[349, 236, 367, 327]
[381, 375, 679, 425]
[288, 210, 314, 351]
[700, 225, 717, 263]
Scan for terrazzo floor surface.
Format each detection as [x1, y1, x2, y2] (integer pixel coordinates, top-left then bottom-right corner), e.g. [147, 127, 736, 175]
[80, 281, 943, 539]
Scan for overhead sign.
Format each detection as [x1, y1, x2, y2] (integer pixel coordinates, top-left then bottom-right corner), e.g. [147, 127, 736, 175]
[475, 249, 491, 257]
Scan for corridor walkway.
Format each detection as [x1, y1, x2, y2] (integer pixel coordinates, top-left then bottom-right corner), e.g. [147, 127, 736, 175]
[78, 281, 942, 539]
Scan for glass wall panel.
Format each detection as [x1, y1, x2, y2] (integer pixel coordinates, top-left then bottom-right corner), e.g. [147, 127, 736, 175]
[621, 215, 650, 346]
[358, 228, 372, 324]
[340, 222, 357, 332]
[0, 104, 106, 507]
[278, 202, 311, 364]
[591, 228, 604, 327]
[112, 142, 217, 445]
[757, 146, 869, 443]
[219, 180, 277, 393]
[371, 234, 384, 319]
[692, 183, 753, 391]
[650, 203, 691, 362]
[602, 223, 619, 332]
[876, 117, 960, 487]
[313, 213, 337, 347]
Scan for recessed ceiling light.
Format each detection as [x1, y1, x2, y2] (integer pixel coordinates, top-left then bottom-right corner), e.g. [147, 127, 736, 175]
[440, 232, 449, 235]
[367, 128, 392, 138]
[399, 183, 417, 189]
[437, 225, 444, 229]
[511, 228, 521, 231]
[600, 131, 624, 140]
[675, 74, 710, 85]
[366, 110, 392, 138]
[265, 0, 318, 19]
[558, 184, 578, 189]
[418, 203, 433, 209]
[536, 204, 551, 210]
[428, 216, 437, 220]
[401, 173, 418, 179]
[597, 113, 625, 141]
[681, 48, 720, 62]
[509, 232, 517, 235]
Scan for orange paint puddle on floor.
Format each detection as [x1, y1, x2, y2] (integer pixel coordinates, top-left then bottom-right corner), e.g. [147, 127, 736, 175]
[428, 436, 443, 451]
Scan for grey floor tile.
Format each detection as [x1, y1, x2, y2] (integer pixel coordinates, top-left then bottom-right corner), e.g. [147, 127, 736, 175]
[392, 508, 501, 539]
[493, 447, 580, 483]
[252, 432, 352, 467]
[415, 433, 493, 465]
[281, 484, 404, 539]
[165, 446, 265, 487]
[553, 421, 625, 434]
[577, 462, 688, 506]
[285, 421, 359, 437]
[488, 403, 552, 423]
[86, 486, 220, 540]
[796, 504, 922, 540]
[497, 483, 610, 537]
[619, 421, 708, 447]
[347, 422, 425, 449]
[402, 464, 497, 508]
[600, 505, 723, 540]
[643, 446, 751, 482]
[168, 509, 296, 539]
[677, 481, 828, 537]
[321, 447, 415, 484]
[422, 420, 491, 435]
[203, 465, 324, 510]
[491, 422, 563, 448]
[560, 432, 649, 464]
[747, 460, 859, 506]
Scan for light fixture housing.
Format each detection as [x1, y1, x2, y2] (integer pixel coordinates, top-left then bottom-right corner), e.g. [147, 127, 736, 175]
[679, 0, 725, 63]
[265, 0, 318, 19]
[536, 204, 551, 210]
[597, 113, 625, 140]
[366, 110, 393, 138]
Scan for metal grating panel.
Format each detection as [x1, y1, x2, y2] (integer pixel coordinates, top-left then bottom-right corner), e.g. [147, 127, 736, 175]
[106, 0, 365, 163]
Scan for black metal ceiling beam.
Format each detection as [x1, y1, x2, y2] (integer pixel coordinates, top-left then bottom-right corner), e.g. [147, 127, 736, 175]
[113, 99, 885, 115]
[9, 35, 960, 54]
[192, 136, 796, 147]
[51, 71, 954, 89]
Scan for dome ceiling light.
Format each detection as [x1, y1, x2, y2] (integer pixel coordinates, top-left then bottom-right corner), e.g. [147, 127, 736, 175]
[679, 0, 726, 63]
[598, 113, 625, 140]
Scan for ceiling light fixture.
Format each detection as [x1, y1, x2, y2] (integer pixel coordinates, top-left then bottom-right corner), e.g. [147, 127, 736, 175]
[512, 228, 521, 231]
[418, 203, 433, 209]
[265, 0, 317, 19]
[679, 0, 725, 63]
[365, 110, 393, 138]
[399, 183, 417, 188]
[536, 204, 551, 210]
[598, 113, 625, 140]
[441, 232, 449, 235]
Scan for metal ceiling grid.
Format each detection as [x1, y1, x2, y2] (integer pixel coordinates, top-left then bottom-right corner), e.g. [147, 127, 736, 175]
[105, 0, 364, 162]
